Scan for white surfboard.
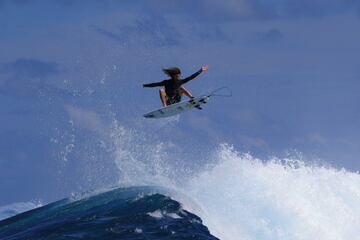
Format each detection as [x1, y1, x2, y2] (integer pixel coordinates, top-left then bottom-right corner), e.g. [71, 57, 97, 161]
[143, 95, 209, 119]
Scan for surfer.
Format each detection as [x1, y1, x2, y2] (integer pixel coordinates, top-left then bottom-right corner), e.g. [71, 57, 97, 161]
[143, 65, 208, 107]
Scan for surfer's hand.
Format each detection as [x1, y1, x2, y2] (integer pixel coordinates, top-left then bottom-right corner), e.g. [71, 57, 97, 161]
[201, 65, 208, 71]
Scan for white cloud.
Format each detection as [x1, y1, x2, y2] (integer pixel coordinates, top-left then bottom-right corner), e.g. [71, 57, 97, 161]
[64, 104, 108, 136]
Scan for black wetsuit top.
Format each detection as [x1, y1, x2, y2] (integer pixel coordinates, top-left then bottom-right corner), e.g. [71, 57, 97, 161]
[143, 69, 203, 97]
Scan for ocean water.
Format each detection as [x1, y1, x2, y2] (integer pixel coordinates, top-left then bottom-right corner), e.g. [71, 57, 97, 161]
[185, 145, 360, 240]
[110, 123, 360, 240]
[1, 122, 360, 240]
[0, 187, 218, 240]
[0, 202, 42, 222]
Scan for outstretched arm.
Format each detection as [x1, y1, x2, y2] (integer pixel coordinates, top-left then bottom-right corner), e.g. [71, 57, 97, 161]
[181, 65, 208, 84]
[143, 80, 166, 88]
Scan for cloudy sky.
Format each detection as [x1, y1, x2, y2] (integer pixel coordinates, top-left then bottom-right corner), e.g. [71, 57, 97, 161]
[0, 0, 359, 205]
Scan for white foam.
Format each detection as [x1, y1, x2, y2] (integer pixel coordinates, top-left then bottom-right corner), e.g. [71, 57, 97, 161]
[111, 123, 360, 240]
[186, 144, 360, 240]
[147, 209, 182, 220]
[166, 212, 182, 219]
[134, 228, 143, 234]
[147, 210, 164, 219]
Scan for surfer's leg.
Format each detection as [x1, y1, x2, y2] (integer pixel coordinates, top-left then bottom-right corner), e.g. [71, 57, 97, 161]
[179, 86, 193, 98]
[159, 89, 167, 107]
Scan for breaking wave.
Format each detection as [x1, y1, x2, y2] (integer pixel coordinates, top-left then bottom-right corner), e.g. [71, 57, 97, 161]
[2, 122, 360, 240]
[110, 122, 360, 240]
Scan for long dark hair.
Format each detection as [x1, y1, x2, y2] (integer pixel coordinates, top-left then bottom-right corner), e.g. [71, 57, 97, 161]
[162, 67, 181, 79]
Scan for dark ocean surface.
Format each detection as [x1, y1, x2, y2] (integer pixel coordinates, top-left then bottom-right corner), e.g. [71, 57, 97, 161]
[0, 187, 219, 240]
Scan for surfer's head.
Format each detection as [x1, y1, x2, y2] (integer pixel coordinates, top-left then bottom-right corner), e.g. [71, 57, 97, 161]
[163, 67, 181, 80]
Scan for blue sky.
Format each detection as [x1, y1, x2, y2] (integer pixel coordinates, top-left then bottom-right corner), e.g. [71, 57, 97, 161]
[0, 0, 359, 205]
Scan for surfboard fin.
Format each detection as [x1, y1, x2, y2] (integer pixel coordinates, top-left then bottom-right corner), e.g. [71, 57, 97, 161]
[194, 105, 202, 110]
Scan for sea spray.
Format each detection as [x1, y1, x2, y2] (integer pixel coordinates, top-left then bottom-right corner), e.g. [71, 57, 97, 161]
[111, 120, 177, 186]
[186, 144, 360, 240]
[3, 122, 359, 240]
[110, 122, 360, 240]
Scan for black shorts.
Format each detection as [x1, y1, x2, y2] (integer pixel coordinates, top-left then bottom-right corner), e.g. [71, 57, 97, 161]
[166, 95, 181, 105]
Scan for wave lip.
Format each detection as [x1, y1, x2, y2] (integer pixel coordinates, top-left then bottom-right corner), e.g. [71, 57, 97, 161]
[0, 186, 218, 240]
[0, 202, 42, 221]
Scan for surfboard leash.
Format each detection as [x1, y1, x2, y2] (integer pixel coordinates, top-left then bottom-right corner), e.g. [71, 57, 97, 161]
[207, 86, 232, 98]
